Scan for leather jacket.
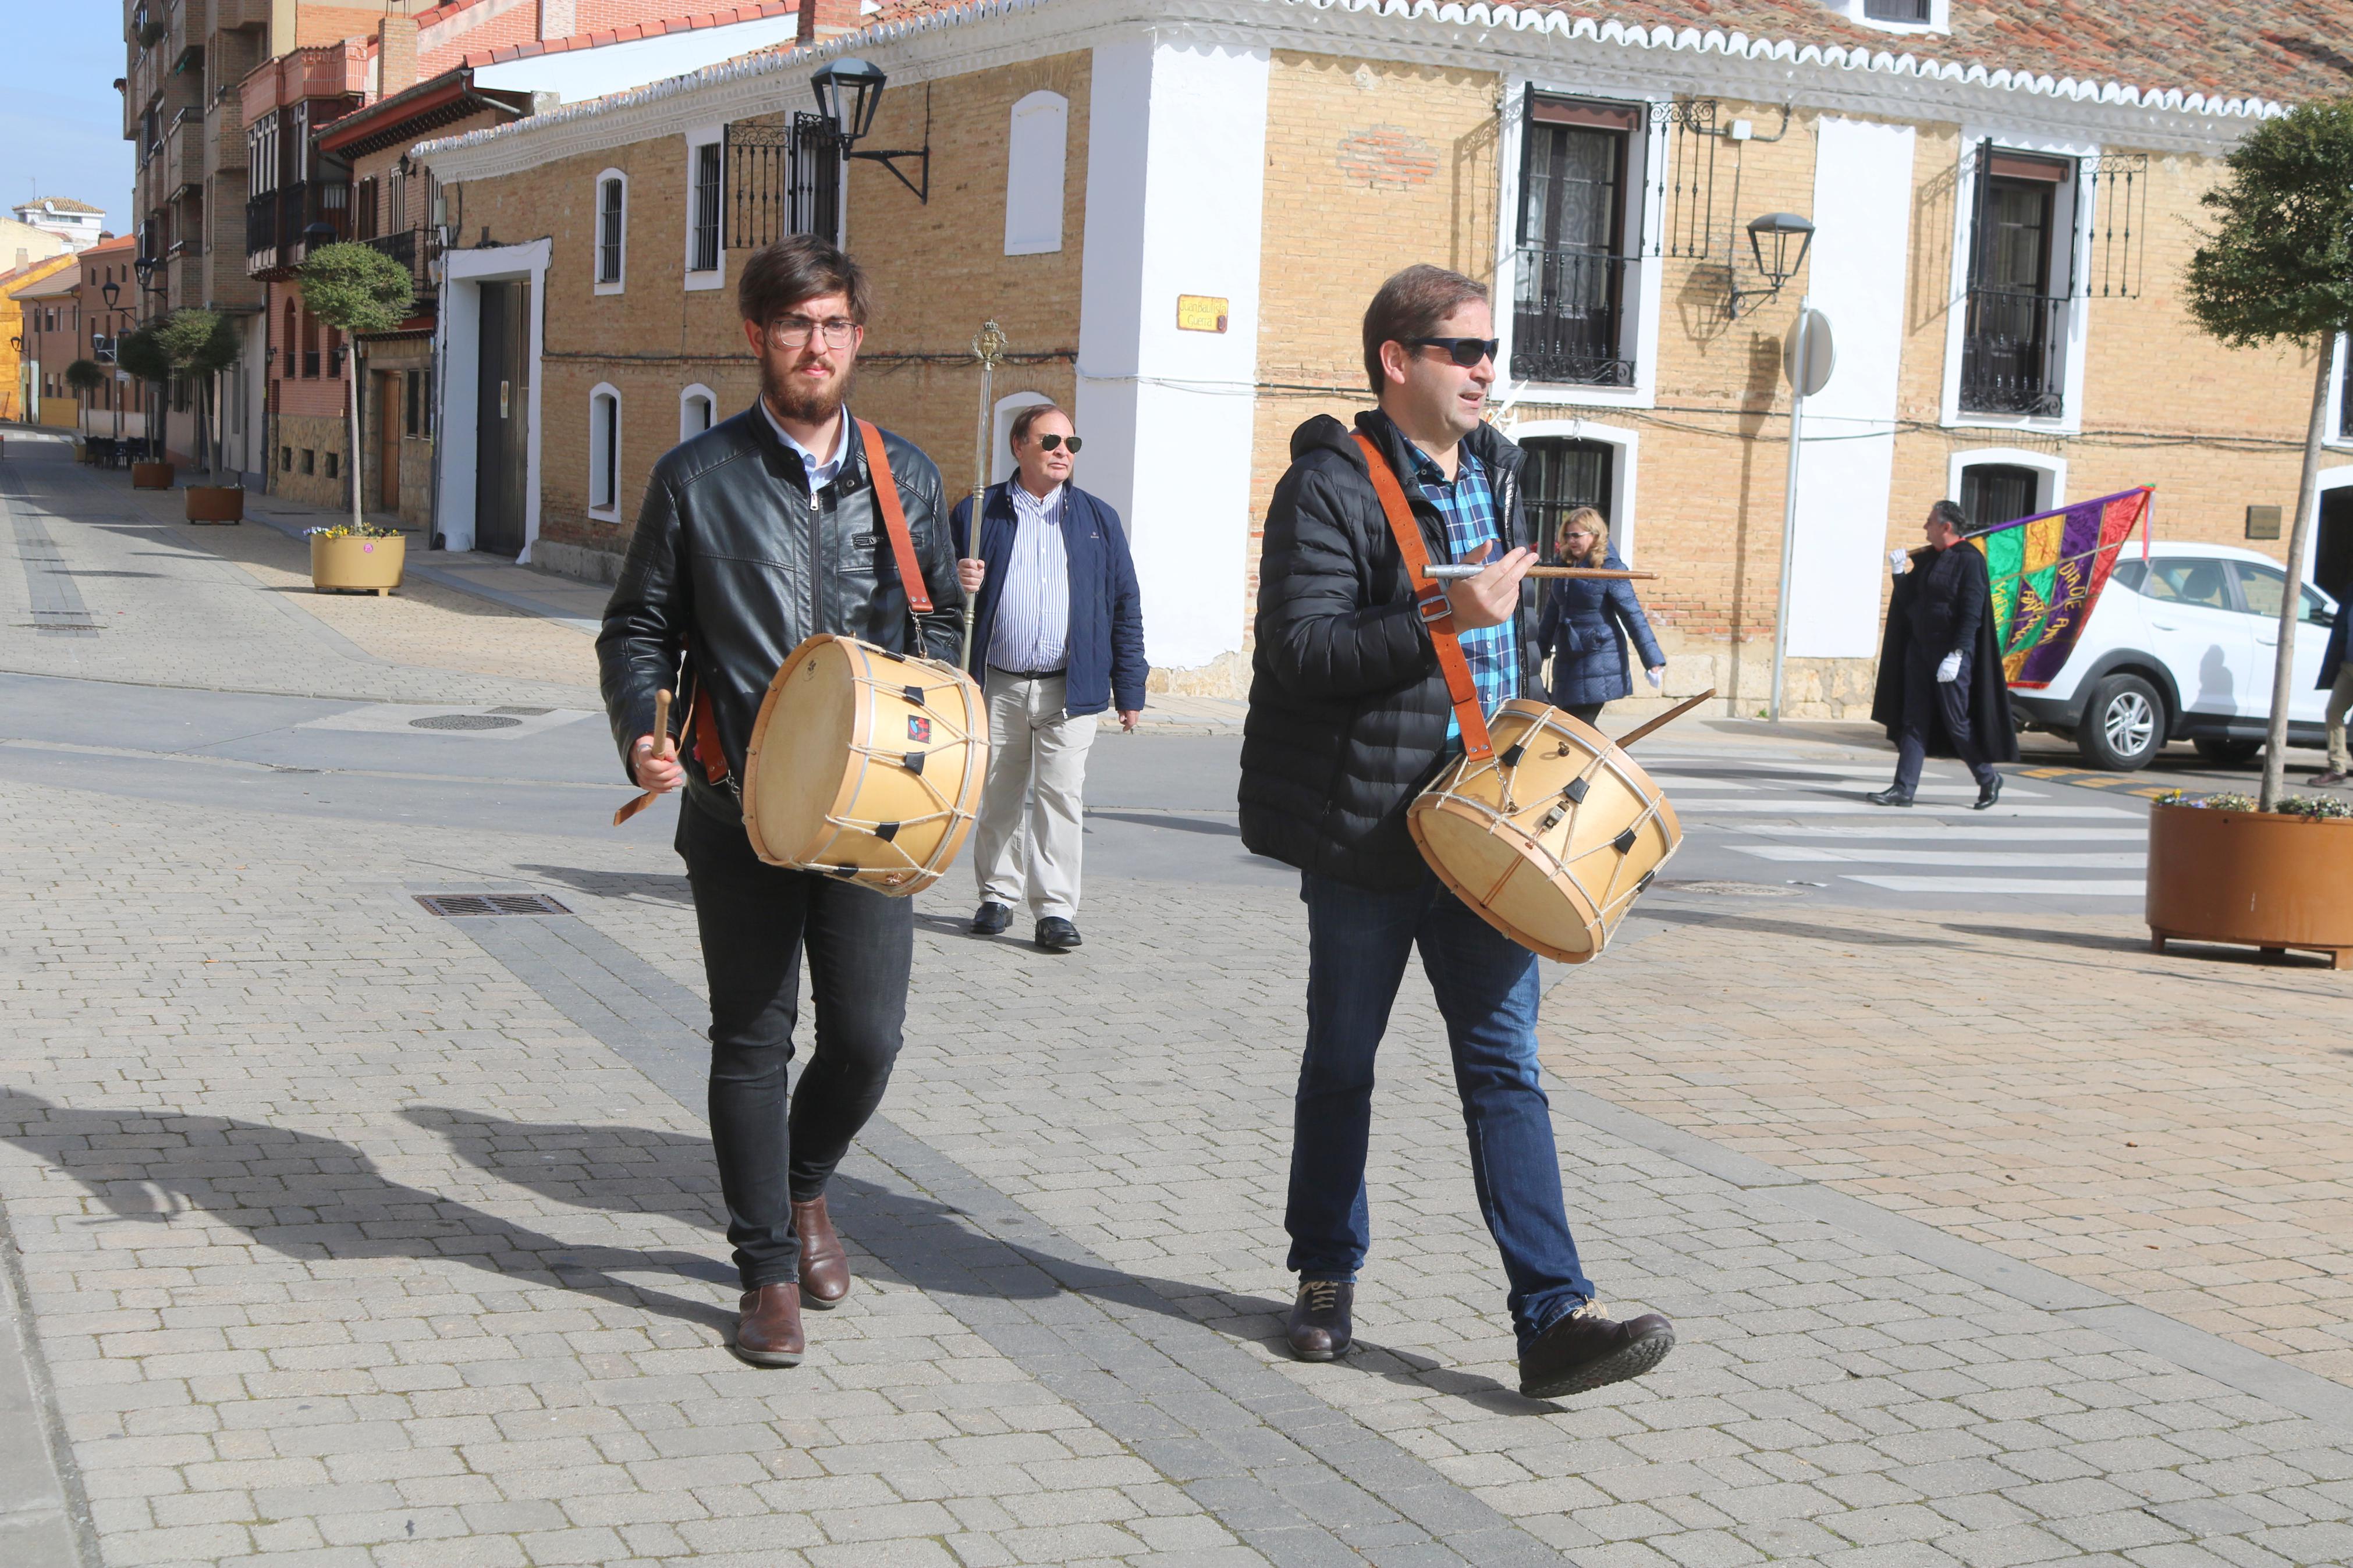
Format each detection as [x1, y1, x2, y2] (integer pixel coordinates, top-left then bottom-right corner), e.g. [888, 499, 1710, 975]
[598, 401, 966, 824]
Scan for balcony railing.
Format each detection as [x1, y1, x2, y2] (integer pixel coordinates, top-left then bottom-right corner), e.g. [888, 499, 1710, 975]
[1959, 287, 2068, 418]
[244, 180, 349, 279]
[1510, 247, 1637, 387]
[361, 227, 441, 320]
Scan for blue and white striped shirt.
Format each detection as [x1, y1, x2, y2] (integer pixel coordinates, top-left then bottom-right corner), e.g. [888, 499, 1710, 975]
[986, 481, 1070, 673]
[1399, 436, 1518, 738]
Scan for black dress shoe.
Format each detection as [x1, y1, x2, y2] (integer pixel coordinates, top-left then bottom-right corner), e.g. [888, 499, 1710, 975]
[1865, 785, 1915, 807]
[1286, 1279, 1353, 1361]
[971, 902, 1012, 936]
[1034, 917, 1082, 952]
[1519, 1300, 1675, 1399]
[1973, 773, 2003, 810]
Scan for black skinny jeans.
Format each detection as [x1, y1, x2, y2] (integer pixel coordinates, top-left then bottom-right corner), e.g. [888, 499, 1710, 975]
[678, 801, 913, 1291]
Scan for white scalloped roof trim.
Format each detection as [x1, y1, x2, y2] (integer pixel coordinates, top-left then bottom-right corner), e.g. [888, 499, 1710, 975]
[412, 0, 2285, 162]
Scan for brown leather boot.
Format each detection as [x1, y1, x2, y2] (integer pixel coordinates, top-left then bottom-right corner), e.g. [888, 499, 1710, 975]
[733, 1283, 805, 1367]
[793, 1195, 850, 1309]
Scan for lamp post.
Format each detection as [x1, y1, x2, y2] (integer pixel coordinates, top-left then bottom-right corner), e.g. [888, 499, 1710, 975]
[810, 57, 931, 204]
[1731, 210, 1822, 724]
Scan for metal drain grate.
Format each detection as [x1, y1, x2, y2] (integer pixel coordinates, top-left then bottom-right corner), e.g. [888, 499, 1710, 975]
[414, 893, 572, 918]
[410, 714, 524, 731]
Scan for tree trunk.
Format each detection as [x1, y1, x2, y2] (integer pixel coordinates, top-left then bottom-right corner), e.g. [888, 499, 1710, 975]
[347, 347, 364, 531]
[2259, 336, 2333, 811]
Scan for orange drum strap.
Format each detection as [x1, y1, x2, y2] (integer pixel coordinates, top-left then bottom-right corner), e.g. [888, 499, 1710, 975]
[856, 418, 933, 615]
[1350, 431, 1493, 763]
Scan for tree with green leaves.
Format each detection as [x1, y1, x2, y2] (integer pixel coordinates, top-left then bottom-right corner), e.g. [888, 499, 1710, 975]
[299, 243, 416, 529]
[152, 308, 241, 481]
[2183, 97, 2353, 810]
[113, 326, 171, 459]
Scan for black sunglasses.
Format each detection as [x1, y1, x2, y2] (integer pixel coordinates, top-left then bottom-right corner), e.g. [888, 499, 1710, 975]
[1410, 336, 1499, 368]
[1035, 433, 1083, 453]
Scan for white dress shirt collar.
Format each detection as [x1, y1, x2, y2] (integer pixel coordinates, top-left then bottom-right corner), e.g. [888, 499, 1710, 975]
[762, 400, 850, 489]
[1010, 479, 1064, 518]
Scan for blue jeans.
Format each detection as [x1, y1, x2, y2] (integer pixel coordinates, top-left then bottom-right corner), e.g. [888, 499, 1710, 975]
[1286, 870, 1595, 1348]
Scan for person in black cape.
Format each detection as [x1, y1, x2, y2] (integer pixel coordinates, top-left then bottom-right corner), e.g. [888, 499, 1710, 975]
[1867, 499, 2018, 809]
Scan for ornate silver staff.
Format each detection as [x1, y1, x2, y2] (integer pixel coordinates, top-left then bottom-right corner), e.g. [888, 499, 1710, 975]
[964, 319, 1008, 669]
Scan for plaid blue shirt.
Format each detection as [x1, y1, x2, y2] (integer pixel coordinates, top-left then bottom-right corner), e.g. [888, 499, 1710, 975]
[1399, 433, 1518, 741]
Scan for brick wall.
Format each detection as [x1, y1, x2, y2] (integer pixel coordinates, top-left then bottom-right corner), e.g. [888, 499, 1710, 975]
[444, 49, 1094, 569]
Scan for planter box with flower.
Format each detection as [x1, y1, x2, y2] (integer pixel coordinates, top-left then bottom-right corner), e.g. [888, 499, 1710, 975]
[307, 522, 405, 596]
[2146, 792, 2353, 968]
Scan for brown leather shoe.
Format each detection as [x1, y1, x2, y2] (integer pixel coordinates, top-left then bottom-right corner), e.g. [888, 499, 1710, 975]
[793, 1196, 850, 1309]
[733, 1283, 805, 1367]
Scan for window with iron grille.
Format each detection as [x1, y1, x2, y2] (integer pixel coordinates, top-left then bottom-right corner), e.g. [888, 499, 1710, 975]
[597, 175, 626, 286]
[1521, 438, 1617, 554]
[1959, 463, 2042, 531]
[1862, 0, 1932, 20]
[1513, 96, 1641, 387]
[789, 115, 842, 244]
[690, 142, 722, 272]
[1960, 145, 2074, 418]
[589, 387, 621, 514]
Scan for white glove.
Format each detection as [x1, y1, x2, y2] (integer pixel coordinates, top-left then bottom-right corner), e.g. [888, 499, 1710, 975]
[1644, 666, 1663, 689]
[1936, 651, 1962, 684]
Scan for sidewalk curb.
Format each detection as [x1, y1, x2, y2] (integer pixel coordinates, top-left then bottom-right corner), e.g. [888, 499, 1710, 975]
[0, 1183, 98, 1568]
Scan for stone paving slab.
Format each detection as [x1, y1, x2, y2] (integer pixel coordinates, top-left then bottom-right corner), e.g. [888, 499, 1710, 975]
[3, 771, 2350, 1566]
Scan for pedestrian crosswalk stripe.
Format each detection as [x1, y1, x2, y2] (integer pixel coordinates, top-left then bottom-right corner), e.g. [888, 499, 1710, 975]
[1737, 846, 2143, 868]
[1841, 875, 2144, 895]
[1657, 778, 2045, 799]
[1732, 825, 2146, 840]
[1675, 800, 2137, 817]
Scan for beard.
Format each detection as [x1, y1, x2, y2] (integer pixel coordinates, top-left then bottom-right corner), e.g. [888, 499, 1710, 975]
[761, 355, 853, 424]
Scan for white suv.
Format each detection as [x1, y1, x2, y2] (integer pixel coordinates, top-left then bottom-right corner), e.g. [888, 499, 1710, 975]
[2009, 542, 2342, 770]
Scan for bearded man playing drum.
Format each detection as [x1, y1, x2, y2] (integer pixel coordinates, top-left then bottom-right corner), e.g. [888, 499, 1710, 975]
[1240, 264, 1676, 1399]
[599, 236, 964, 1368]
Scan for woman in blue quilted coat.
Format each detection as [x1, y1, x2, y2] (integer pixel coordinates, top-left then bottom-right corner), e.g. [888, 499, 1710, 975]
[1536, 507, 1665, 724]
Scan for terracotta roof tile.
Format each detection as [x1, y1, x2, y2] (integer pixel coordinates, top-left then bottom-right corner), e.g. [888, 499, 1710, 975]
[456, 3, 794, 69]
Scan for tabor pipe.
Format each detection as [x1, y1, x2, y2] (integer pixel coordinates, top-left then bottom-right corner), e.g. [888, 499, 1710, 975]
[1422, 564, 1658, 581]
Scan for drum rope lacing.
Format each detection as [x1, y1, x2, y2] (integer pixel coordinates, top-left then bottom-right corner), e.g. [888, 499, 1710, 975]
[805, 657, 981, 886]
[1488, 715, 1669, 919]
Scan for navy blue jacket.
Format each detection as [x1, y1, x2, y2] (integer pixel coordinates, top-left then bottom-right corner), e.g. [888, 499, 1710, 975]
[951, 481, 1149, 717]
[1535, 549, 1665, 707]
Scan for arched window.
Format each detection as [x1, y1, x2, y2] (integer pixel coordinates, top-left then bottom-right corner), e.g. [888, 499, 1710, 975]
[1003, 91, 1068, 256]
[1509, 418, 1641, 559]
[594, 170, 627, 292]
[1946, 448, 2064, 532]
[589, 384, 622, 518]
[680, 383, 716, 442]
[991, 390, 1055, 484]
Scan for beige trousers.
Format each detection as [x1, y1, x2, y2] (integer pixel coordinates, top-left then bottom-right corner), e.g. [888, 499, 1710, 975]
[974, 670, 1098, 919]
[2326, 662, 2353, 773]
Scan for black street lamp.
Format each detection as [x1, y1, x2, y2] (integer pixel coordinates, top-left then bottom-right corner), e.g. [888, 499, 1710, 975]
[1729, 211, 1816, 318]
[811, 57, 887, 144]
[101, 279, 121, 310]
[812, 58, 930, 202]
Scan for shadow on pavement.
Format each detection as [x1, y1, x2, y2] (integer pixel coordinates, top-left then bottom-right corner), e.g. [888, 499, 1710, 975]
[0, 1090, 736, 1336]
[408, 1107, 1530, 1405]
[514, 863, 693, 906]
[1638, 905, 1940, 946]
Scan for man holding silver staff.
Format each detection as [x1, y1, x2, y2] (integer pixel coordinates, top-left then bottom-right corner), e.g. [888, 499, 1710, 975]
[599, 235, 963, 1369]
[950, 403, 1149, 951]
[1239, 264, 1676, 1399]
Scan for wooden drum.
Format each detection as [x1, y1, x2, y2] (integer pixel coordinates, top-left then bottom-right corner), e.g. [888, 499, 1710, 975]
[741, 634, 987, 895]
[1408, 701, 1681, 963]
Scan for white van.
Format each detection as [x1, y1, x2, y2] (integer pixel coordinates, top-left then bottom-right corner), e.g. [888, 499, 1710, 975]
[2008, 542, 2340, 770]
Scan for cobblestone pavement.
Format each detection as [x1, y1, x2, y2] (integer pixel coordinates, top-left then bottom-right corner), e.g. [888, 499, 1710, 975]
[5, 429, 2353, 1568]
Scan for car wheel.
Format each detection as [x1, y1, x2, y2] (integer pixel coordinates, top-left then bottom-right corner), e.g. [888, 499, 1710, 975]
[2193, 737, 2261, 766]
[2076, 674, 2164, 770]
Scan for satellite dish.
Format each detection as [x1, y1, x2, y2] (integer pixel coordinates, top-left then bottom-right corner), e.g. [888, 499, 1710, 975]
[1784, 308, 1834, 397]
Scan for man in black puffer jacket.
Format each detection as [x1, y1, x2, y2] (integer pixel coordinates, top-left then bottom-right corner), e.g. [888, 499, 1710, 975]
[1241, 265, 1676, 1402]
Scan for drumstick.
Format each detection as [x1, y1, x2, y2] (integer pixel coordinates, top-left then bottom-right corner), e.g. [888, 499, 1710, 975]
[1613, 688, 1716, 750]
[1422, 565, 1658, 581]
[612, 689, 674, 826]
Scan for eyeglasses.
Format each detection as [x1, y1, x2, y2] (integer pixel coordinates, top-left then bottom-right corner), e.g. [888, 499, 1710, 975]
[1035, 433, 1082, 454]
[1409, 336, 1499, 368]
[766, 315, 860, 349]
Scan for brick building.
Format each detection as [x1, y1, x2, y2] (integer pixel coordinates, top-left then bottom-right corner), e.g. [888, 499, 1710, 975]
[3, 255, 83, 425]
[414, 0, 2353, 709]
[235, 3, 799, 511]
[11, 236, 155, 441]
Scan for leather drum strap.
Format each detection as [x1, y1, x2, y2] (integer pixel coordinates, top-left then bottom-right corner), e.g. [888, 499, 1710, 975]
[1351, 431, 1493, 762]
[856, 418, 932, 614]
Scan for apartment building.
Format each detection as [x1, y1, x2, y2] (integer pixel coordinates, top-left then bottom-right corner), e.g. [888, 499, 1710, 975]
[3, 256, 84, 425]
[233, 3, 799, 509]
[410, 0, 2353, 710]
[11, 198, 111, 254]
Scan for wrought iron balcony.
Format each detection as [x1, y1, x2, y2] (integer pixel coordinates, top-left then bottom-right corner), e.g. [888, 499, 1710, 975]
[1510, 247, 1637, 387]
[360, 228, 440, 322]
[1959, 287, 2068, 418]
[243, 180, 348, 280]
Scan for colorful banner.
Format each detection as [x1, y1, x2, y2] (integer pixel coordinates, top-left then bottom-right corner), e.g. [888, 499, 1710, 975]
[1966, 486, 2152, 689]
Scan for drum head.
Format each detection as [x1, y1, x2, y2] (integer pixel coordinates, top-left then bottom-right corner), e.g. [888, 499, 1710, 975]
[744, 636, 858, 865]
[1414, 802, 1602, 961]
